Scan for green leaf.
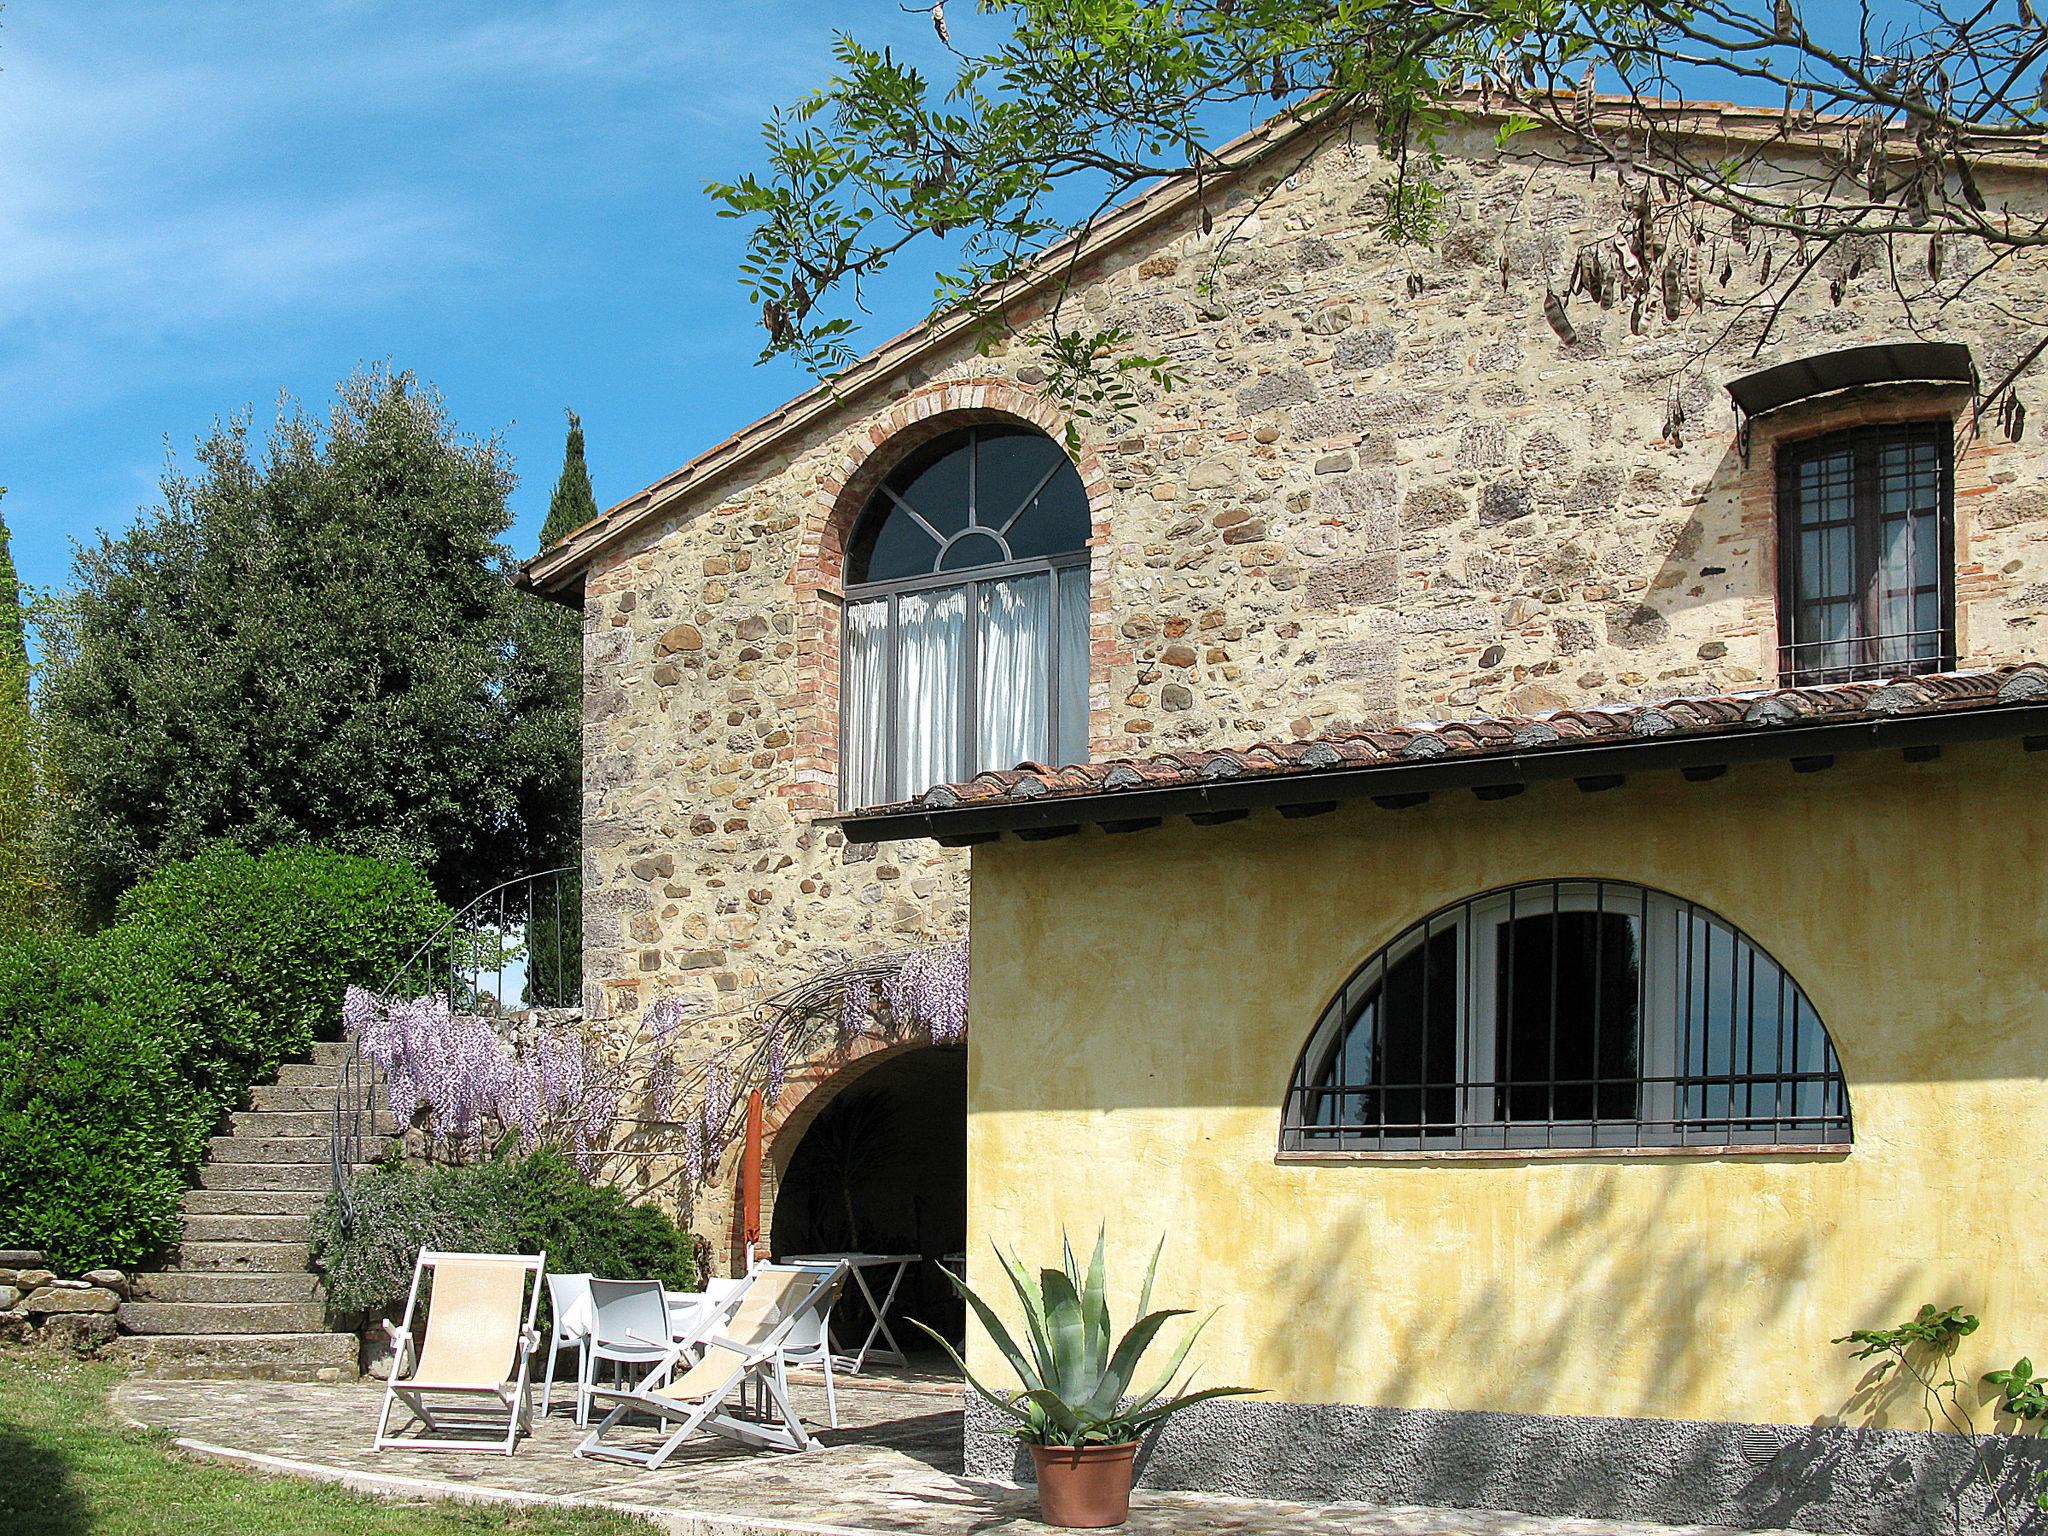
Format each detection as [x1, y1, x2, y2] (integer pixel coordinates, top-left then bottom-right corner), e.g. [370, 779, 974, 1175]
[1082, 1307, 1192, 1420]
[934, 1259, 1044, 1393]
[1039, 1267, 1094, 1401]
[995, 1242, 1058, 1388]
[1117, 1383, 1263, 1435]
[906, 1317, 1035, 1428]
[1126, 1307, 1220, 1410]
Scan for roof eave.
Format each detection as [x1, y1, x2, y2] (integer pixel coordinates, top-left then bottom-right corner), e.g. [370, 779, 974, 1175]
[837, 700, 2048, 846]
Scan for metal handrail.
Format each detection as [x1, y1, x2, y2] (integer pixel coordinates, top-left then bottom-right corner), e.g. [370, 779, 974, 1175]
[330, 866, 580, 1230]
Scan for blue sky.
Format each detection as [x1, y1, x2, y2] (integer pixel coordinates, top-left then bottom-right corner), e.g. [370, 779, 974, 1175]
[1, 3, 1913, 606]
[0, 0, 946, 600]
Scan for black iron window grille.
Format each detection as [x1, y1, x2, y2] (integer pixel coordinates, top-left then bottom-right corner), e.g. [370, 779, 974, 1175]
[841, 426, 1092, 809]
[1777, 423, 1955, 686]
[1282, 881, 1852, 1153]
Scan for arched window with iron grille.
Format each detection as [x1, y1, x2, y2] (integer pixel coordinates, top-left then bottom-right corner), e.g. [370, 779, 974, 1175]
[1282, 881, 1851, 1153]
[840, 426, 1091, 808]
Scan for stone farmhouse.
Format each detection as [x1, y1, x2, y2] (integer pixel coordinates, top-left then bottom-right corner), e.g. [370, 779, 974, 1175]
[527, 102, 2048, 1533]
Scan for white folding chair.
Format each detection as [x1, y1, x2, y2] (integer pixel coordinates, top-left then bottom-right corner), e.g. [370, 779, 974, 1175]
[576, 1261, 846, 1468]
[578, 1278, 672, 1427]
[773, 1262, 843, 1427]
[374, 1250, 546, 1455]
[539, 1271, 593, 1418]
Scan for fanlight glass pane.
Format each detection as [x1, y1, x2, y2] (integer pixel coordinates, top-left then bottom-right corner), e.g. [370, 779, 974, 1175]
[1288, 883, 1848, 1151]
[845, 427, 1089, 582]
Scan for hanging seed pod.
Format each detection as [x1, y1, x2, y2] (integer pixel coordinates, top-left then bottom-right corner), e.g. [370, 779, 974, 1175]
[931, 0, 949, 45]
[1954, 151, 1988, 212]
[1774, 0, 1798, 41]
[1927, 233, 1944, 280]
[1543, 289, 1576, 344]
[1576, 62, 1597, 137]
[1760, 246, 1775, 284]
[1732, 211, 1752, 249]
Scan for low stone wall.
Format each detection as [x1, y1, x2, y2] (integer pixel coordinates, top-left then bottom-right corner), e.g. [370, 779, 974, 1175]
[0, 1248, 128, 1357]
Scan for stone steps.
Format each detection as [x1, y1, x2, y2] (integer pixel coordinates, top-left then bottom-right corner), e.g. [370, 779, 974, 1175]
[120, 1300, 330, 1336]
[229, 1108, 398, 1138]
[248, 1083, 340, 1113]
[112, 1330, 359, 1383]
[199, 1161, 338, 1192]
[182, 1186, 328, 1218]
[271, 1063, 344, 1087]
[176, 1239, 313, 1273]
[120, 1039, 388, 1382]
[132, 1270, 324, 1304]
[206, 1133, 332, 1164]
[181, 1214, 310, 1244]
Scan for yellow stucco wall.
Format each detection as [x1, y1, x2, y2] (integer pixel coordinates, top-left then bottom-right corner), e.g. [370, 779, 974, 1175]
[964, 743, 2047, 1431]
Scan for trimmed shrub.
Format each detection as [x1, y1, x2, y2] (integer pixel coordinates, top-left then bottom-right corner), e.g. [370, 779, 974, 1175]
[0, 846, 447, 1269]
[309, 1151, 697, 1319]
[118, 844, 448, 1055]
[0, 933, 206, 1268]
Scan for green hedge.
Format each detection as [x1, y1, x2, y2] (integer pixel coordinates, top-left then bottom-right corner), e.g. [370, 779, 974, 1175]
[0, 846, 447, 1270]
[308, 1150, 697, 1319]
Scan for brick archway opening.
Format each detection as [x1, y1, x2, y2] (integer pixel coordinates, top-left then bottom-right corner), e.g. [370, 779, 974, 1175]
[759, 1040, 968, 1352]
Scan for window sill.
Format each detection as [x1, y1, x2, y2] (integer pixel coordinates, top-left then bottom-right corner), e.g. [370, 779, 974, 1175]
[1275, 1143, 1850, 1165]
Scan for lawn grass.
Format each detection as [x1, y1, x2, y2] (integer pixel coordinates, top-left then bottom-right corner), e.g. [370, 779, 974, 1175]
[0, 1355, 649, 1536]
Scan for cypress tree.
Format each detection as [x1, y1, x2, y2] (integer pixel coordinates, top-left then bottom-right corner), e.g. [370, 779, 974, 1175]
[540, 410, 599, 549]
[0, 489, 40, 933]
[0, 491, 23, 689]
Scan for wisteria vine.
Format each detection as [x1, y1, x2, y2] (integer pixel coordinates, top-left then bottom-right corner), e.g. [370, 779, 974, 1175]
[341, 986, 621, 1167]
[340, 936, 969, 1196]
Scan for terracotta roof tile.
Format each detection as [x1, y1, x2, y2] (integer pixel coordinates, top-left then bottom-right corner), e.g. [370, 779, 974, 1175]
[866, 666, 2047, 819]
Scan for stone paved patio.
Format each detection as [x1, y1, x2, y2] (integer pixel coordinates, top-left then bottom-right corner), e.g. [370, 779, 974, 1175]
[114, 1374, 1809, 1536]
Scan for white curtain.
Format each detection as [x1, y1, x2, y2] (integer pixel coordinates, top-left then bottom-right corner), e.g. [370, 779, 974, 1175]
[1055, 569, 1091, 767]
[841, 598, 890, 808]
[897, 587, 966, 797]
[976, 575, 1051, 773]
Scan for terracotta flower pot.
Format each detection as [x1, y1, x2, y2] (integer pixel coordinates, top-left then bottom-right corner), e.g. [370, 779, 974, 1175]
[1027, 1441, 1140, 1529]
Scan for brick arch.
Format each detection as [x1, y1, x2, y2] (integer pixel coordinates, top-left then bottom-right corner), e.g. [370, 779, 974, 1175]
[746, 1033, 956, 1266]
[782, 378, 1120, 813]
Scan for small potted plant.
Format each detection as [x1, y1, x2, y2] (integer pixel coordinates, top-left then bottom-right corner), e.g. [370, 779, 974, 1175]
[913, 1229, 1258, 1529]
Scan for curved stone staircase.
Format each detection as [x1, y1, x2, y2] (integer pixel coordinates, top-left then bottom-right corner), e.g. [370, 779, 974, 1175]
[114, 1039, 393, 1381]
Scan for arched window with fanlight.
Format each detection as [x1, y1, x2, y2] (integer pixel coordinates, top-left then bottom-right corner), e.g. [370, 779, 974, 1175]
[840, 426, 1091, 808]
[1282, 881, 1851, 1153]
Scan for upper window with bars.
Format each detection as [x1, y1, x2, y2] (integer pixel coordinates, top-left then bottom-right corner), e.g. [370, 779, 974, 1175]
[1282, 881, 1851, 1154]
[840, 427, 1091, 810]
[1777, 423, 1955, 686]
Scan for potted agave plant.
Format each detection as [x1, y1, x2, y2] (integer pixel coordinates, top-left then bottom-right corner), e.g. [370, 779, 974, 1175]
[913, 1229, 1258, 1529]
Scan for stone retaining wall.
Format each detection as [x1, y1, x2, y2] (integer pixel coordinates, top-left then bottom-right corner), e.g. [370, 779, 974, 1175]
[0, 1248, 127, 1357]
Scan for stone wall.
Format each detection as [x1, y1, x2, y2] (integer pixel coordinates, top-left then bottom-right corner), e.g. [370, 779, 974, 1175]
[0, 1249, 126, 1358]
[574, 117, 2048, 1251]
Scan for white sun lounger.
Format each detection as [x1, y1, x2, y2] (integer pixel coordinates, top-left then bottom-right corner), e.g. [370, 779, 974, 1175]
[574, 1260, 846, 1469]
[373, 1249, 546, 1455]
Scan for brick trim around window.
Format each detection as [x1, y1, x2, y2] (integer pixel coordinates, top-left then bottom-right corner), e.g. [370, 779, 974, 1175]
[782, 378, 1118, 816]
